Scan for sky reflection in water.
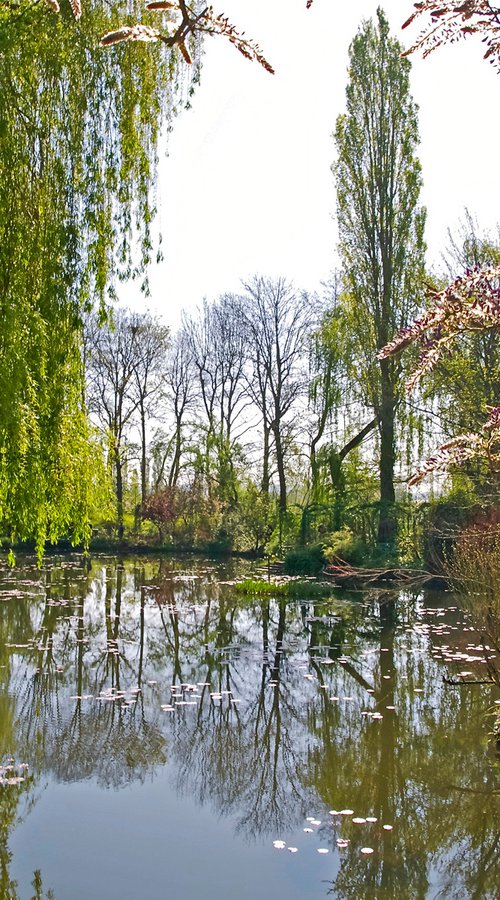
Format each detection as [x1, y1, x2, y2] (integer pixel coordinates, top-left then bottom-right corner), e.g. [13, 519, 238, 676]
[0, 555, 498, 899]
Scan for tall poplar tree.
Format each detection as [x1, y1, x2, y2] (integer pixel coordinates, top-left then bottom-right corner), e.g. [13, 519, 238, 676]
[334, 7, 426, 544]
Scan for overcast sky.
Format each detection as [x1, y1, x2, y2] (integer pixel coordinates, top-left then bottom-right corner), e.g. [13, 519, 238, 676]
[121, 0, 500, 327]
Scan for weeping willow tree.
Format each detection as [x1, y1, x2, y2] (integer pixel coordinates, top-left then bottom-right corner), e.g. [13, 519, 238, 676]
[0, 1, 197, 556]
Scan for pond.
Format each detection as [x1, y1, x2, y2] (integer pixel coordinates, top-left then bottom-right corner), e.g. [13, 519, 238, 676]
[0, 554, 499, 899]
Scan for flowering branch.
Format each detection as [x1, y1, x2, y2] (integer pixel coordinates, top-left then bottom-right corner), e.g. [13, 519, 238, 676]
[402, 1, 500, 70]
[99, 2, 274, 71]
[40, 0, 307, 72]
[379, 266, 500, 485]
[42, 1, 318, 71]
[379, 265, 500, 391]
[407, 417, 500, 485]
[44, 0, 82, 14]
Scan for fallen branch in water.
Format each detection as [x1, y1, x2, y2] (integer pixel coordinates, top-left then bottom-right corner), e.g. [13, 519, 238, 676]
[322, 562, 446, 589]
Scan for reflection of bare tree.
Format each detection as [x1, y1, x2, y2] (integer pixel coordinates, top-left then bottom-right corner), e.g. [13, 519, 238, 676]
[48, 697, 166, 789]
[307, 592, 500, 900]
[167, 595, 315, 839]
[0, 563, 57, 896]
[11, 559, 167, 790]
[1, 557, 500, 898]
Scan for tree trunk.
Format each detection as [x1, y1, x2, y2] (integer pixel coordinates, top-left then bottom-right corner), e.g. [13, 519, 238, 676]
[168, 423, 182, 489]
[329, 451, 346, 531]
[310, 441, 321, 504]
[262, 418, 270, 494]
[139, 399, 147, 505]
[273, 426, 287, 515]
[114, 447, 124, 542]
[377, 361, 396, 545]
[329, 418, 378, 529]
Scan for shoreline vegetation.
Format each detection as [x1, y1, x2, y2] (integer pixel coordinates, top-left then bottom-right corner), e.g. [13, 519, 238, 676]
[0, 539, 448, 590]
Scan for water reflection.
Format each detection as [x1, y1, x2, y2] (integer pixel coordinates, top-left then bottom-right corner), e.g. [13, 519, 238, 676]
[0, 555, 499, 899]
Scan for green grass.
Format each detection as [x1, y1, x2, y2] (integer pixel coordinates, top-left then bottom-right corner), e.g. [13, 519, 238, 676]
[234, 578, 340, 599]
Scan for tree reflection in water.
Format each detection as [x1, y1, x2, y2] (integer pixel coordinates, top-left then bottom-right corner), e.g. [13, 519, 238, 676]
[0, 555, 498, 898]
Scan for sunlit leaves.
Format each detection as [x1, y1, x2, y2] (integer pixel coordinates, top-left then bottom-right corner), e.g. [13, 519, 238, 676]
[0, 2, 189, 554]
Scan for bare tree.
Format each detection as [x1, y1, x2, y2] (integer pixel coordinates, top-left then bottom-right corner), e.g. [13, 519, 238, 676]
[129, 313, 170, 505]
[183, 294, 250, 503]
[241, 276, 311, 516]
[151, 327, 197, 490]
[86, 310, 140, 539]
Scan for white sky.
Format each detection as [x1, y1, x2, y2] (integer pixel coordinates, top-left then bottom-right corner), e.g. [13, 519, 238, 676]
[121, 0, 500, 327]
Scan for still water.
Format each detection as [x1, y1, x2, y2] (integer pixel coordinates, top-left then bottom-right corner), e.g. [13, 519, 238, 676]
[0, 554, 499, 899]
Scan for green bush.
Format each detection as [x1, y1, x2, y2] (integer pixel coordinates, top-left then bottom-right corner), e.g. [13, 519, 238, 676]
[323, 527, 367, 566]
[203, 532, 233, 555]
[284, 544, 325, 575]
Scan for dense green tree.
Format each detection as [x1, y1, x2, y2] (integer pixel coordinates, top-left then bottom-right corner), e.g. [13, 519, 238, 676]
[379, 9, 500, 492]
[0, 1, 192, 554]
[333, 7, 426, 544]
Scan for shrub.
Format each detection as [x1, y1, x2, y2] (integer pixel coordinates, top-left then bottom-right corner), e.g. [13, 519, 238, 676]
[284, 544, 325, 575]
[421, 485, 482, 571]
[323, 527, 367, 566]
[447, 518, 500, 686]
[234, 578, 341, 599]
[203, 528, 233, 555]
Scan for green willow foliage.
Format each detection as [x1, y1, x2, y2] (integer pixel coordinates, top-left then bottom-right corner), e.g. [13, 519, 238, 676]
[0, 0, 196, 556]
